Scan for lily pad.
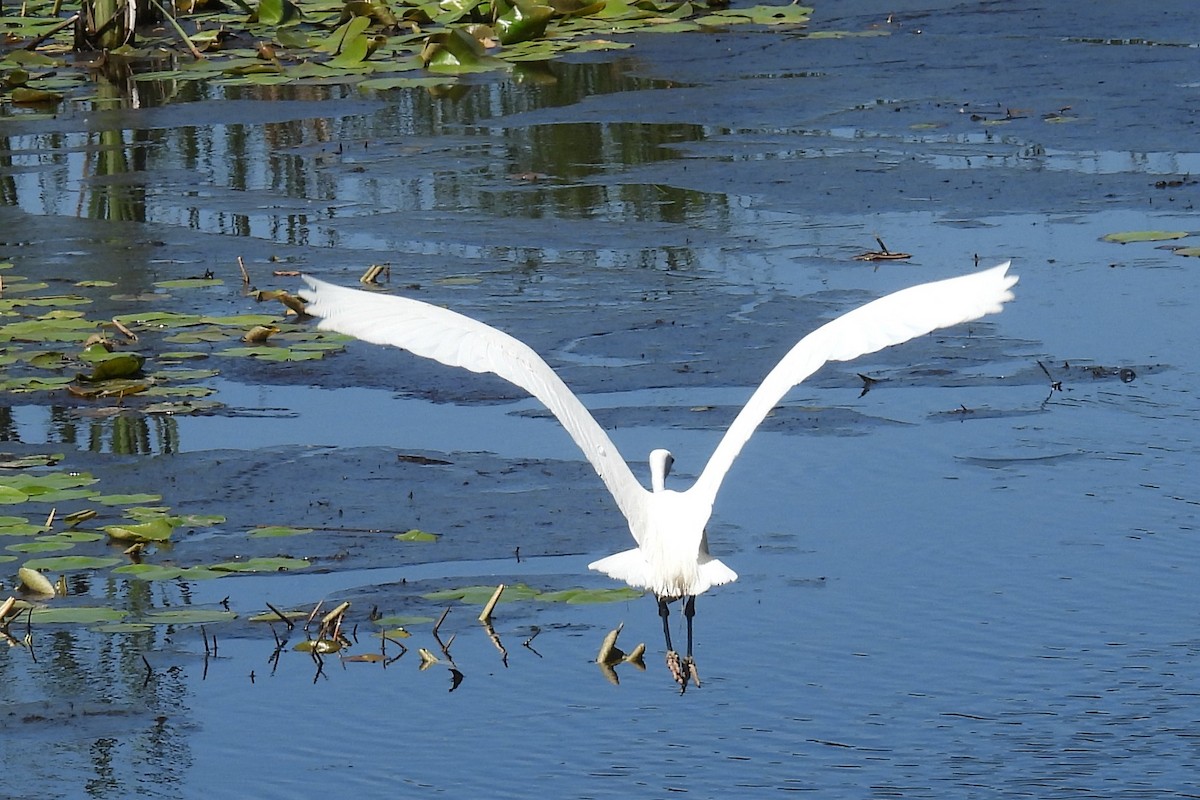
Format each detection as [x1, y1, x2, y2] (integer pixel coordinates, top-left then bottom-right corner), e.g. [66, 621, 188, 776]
[1101, 230, 1190, 244]
[249, 525, 314, 538]
[104, 518, 177, 543]
[141, 609, 239, 624]
[423, 582, 541, 604]
[394, 528, 439, 542]
[28, 606, 129, 624]
[21, 555, 123, 571]
[208, 556, 312, 572]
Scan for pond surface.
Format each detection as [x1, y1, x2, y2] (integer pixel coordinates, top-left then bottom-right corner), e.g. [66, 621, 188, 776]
[3, 1, 1200, 797]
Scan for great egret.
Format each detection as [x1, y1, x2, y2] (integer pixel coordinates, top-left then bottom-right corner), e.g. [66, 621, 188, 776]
[301, 262, 1016, 683]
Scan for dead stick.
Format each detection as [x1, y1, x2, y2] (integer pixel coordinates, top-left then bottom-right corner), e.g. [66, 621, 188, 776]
[478, 583, 505, 623]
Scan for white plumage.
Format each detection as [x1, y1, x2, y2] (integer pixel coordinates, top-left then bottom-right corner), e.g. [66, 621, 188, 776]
[300, 262, 1017, 670]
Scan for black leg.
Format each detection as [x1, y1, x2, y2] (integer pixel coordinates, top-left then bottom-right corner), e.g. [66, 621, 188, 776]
[657, 596, 674, 653]
[683, 595, 696, 659]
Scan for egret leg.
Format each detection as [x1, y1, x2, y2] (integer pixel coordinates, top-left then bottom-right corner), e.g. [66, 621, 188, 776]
[683, 595, 696, 659]
[657, 596, 674, 653]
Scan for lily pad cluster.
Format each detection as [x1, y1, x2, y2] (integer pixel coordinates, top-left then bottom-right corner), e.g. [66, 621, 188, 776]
[2, 0, 813, 102]
[0, 261, 346, 412]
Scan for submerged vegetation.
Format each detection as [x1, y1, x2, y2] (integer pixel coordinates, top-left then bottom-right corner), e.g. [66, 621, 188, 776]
[2, 0, 813, 102]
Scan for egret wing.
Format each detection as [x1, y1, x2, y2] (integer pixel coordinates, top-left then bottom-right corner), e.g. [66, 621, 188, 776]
[300, 277, 651, 538]
[692, 262, 1017, 504]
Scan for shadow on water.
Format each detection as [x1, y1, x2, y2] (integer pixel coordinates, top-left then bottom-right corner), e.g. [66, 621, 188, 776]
[4, 0, 1200, 796]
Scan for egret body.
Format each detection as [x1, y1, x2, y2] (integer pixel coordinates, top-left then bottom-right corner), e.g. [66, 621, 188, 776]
[300, 262, 1017, 681]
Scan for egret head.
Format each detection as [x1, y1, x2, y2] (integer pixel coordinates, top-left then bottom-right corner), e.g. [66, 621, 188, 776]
[649, 448, 674, 493]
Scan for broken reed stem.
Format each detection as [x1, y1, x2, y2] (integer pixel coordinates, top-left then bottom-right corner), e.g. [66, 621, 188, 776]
[265, 602, 294, 630]
[432, 606, 450, 637]
[238, 256, 250, 285]
[478, 583, 505, 624]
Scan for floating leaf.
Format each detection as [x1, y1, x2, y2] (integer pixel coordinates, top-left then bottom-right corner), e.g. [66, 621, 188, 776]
[112, 564, 186, 580]
[250, 525, 314, 537]
[153, 278, 225, 289]
[104, 518, 177, 543]
[0, 486, 30, 504]
[208, 556, 311, 572]
[142, 609, 239, 624]
[257, 0, 303, 25]
[21, 555, 122, 571]
[6, 540, 75, 553]
[95, 493, 163, 506]
[373, 614, 435, 627]
[394, 528, 438, 542]
[423, 582, 541, 603]
[539, 586, 644, 604]
[1101, 230, 1189, 244]
[29, 606, 128, 623]
[295, 639, 342, 653]
[78, 352, 146, 382]
[1172, 246, 1200, 257]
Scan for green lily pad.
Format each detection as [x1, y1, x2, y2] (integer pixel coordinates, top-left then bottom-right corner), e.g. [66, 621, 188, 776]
[208, 557, 312, 572]
[1101, 230, 1190, 244]
[423, 582, 541, 604]
[95, 493, 164, 506]
[93, 622, 156, 633]
[6, 540, 75, 553]
[0, 486, 30, 504]
[104, 517, 177, 543]
[141, 609, 239, 624]
[372, 614, 436, 627]
[21, 555, 123, 571]
[538, 586, 644, 604]
[153, 278, 225, 289]
[28, 606, 129, 624]
[112, 564, 187, 580]
[1171, 246, 1200, 257]
[250, 525, 314, 537]
[395, 528, 439, 542]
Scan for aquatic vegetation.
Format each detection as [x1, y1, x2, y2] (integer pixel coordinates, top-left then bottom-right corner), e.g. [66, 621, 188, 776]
[0, 0, 814, 102]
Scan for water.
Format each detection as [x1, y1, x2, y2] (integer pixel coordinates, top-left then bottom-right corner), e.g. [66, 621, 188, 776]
[3, 1, 1200, 797]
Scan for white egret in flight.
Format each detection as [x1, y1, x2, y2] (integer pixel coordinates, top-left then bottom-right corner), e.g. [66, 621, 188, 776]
[301, 262, 1016, 683]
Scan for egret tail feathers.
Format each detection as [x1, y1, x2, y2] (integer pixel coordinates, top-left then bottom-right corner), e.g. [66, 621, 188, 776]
[588, 549, 739, 597]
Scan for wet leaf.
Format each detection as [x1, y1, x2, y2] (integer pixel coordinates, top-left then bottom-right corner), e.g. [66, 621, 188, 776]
[6, 540, 75, 553]
[29, 606, 128, 624]
[423, 582, 540, 603]
[250, 525, 314, 537]
[208, 556, 311, 572]
[258, 0, 303, 25]
[1171, 246, 1200, 257]
[1101, 230, 1189, 244]
[0, 486, 30, 504]
[495, 0, 555, 45]
[112, 564, 186, 580]
[142, 609, 239, 624]
[375, 627, 413, 639]
[104, 518, 177, 543]
[153, 278, 225, 289]
[78, 352, 146, 382]
[536, 586, 644, 603]
[394, 528, 438, 542]
[295, 638, 342, 653]
[373, 614, 435, 627]
[96, 493, 164, 505]
[21, 555, 123, 571]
